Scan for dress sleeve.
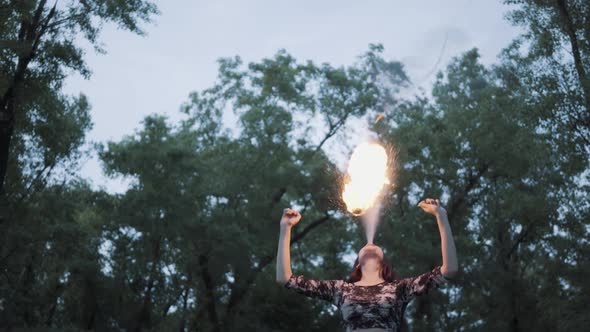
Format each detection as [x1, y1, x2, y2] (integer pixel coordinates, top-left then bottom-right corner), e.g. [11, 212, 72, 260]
[284, 274, 344, 306]
[398, 265, 451, 301]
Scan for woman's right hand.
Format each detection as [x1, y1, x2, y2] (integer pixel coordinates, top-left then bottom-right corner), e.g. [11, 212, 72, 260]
[280, 208, 301, 228]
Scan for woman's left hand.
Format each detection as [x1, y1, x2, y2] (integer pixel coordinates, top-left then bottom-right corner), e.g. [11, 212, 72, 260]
[418, 198, 446, 217]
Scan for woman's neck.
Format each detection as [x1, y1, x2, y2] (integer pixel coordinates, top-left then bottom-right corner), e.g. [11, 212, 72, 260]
[356, 268, 384, 285]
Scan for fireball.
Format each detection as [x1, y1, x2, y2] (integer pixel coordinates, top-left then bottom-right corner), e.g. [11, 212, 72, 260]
[341, 142, 390, 216]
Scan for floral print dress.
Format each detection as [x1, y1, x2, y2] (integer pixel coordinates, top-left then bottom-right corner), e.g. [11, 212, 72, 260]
[284, 265, 451, 332]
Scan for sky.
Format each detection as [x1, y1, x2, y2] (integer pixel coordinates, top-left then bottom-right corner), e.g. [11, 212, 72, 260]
[62, 0, 523, 193]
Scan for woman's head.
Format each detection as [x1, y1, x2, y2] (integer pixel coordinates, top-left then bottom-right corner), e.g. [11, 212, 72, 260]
[349, 243, 398, 282]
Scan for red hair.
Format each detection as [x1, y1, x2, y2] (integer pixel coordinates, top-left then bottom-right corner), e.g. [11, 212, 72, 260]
[348, 256, 399, 283]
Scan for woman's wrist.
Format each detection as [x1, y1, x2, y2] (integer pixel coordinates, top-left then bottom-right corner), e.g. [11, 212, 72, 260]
[435, 208, 448, 219]
[280, 223, 292, 233]
[436, 212, 452, 234]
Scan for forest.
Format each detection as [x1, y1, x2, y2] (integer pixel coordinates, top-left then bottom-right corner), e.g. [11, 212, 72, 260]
[0, 1, 589, 331]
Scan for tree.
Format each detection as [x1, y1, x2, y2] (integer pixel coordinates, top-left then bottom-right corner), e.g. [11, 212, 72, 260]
[0, 180, 112, 329]
[502, 0, 590, 154]
[0, 0, 159, 194]
[0, 0, 158, 329]
[93, 46, 408, 331]
[2, 1, 588, 327]
[375, 48, 587, 331]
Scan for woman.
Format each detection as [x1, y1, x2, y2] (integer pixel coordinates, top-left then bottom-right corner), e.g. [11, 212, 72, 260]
[276, 198, 458, 332]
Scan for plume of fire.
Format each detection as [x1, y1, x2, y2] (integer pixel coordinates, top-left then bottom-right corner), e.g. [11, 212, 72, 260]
[341, 142, 390, 217]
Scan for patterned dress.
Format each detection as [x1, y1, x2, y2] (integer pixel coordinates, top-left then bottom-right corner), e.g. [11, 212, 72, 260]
[284, 265, 451, 332]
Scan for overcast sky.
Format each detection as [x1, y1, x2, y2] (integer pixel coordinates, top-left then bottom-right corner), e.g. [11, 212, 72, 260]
[62, 0, 522, 193]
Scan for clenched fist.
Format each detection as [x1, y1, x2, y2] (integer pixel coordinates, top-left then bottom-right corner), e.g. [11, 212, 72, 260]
[280, 208, 301, 228]
[418, 198, 447, 217]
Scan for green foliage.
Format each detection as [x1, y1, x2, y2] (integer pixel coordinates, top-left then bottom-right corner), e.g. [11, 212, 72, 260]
[502, 0, 590, 155]
[376, 48, 587, 331]
[1, 1, 589, 331]
[90, 47, 406, 331]
[0, 0, 159, 195]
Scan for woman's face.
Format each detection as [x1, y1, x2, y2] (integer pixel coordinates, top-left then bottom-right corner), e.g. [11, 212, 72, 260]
[358, 243, 384, 269]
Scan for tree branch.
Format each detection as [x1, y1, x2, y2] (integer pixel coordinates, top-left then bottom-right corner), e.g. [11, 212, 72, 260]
[198, 254, 221, 332]
[223, 212, 332, 324]
[556, 0, 590, 113]
[0, 0, 58, 192]
[447, 163, 489, 221]
[292, 212, 331, 244]
[506, 226, 529, 260]
[314, 112, 352, 153]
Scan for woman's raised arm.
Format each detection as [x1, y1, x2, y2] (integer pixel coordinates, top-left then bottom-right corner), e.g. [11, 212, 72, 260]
[418, 198, 459, 279]
[276, 208, 301, 284]
[435, 207, 458, 278]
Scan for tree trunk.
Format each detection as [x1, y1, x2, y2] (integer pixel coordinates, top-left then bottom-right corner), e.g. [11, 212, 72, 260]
[198, 254, 221, 332]
[0, 0, 57, 192]
[556, 0, 590, 115]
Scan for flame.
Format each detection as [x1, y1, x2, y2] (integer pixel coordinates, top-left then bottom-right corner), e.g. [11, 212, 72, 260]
[342, 142, 390, 216]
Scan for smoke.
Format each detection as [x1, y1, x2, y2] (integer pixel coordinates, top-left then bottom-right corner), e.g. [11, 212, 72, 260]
[361, 203, 382, 244]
